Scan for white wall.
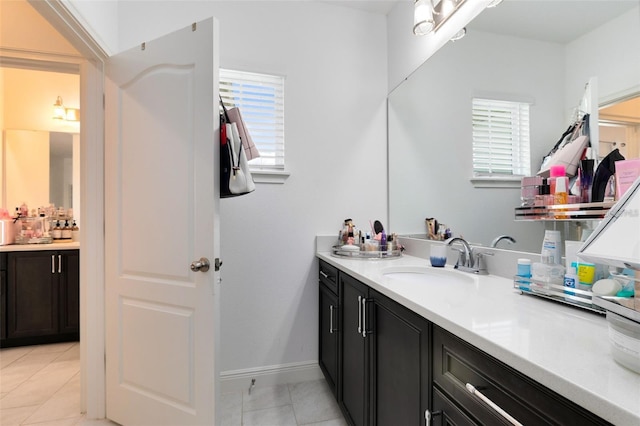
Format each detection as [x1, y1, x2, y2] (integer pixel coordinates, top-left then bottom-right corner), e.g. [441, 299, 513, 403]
[565, 6, 640, 108]
[62, 0, 119, 55]
[388, 30, 564, 252]
[115, 1, 388, 375]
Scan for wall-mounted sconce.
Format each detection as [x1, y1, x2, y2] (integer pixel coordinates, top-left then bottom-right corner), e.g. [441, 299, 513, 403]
[413, 0, 467, 37]
[52, 96, 80, 122]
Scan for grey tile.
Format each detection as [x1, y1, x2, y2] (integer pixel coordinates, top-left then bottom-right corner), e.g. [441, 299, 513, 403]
[289, 380, 342, 425]
[302, 419, 348, 426]
[243, 404, 297, 426]
[219, 390, 242, 426]
[243, 384, 291, 412]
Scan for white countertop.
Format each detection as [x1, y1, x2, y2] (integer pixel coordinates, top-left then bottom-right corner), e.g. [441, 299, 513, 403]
[317, 251, 640, 426]
[0, 242, 80, 252]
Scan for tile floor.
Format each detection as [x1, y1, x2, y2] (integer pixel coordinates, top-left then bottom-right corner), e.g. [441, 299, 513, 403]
[1, 342, 346, 426]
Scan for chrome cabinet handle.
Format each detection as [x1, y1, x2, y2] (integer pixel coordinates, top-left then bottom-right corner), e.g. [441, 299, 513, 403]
[320, 270, 329, 279]
[51, 255, 55, 273]
[425, 409, 441, 426]
[466, 383, 523, 426]
[58, 255, 62, 273]
[361, 297, 368, 338]
[357, 296, 362, 334]
[329, 305, 334, 334]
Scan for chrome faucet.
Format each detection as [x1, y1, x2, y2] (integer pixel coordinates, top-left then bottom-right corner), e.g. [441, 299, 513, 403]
[446, 237, 474, 269]
[491, 235, 516, 248]
[445, 237, 492, 275]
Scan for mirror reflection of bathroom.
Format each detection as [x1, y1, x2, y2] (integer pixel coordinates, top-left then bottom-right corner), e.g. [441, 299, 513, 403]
[1, 65, 80, 223]
[599, 94, 640, 160]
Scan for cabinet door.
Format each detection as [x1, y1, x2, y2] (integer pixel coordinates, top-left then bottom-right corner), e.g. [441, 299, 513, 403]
[319, 283, 339, 397]
[59, 250, 80, 334]
[340, 273, 369, 426]
[7, 251, 59, 338]
[370, 289, 431, 426]
[432, 387, 478, 426]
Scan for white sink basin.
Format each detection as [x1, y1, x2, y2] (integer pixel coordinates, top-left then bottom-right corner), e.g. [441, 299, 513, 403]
[381, 265, 477, 286]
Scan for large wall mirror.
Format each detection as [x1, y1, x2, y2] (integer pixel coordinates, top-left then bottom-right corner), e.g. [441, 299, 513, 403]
[3, 129, 80, 215]
[388, 1, 639, 253]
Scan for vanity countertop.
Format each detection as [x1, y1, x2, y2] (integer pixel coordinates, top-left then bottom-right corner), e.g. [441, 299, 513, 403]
[316, 251, 640, 426]
[0, 242, 80, 252]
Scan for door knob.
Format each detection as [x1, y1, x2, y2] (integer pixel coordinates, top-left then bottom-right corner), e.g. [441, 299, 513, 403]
[190, 257, 210, 272]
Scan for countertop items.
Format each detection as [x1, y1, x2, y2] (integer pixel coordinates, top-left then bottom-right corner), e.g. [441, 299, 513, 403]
[316, 252, 640, 426]
[0, 242, 80, 252]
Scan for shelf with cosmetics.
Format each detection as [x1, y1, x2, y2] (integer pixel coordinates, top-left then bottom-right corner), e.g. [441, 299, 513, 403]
[514, 201, 615, 221]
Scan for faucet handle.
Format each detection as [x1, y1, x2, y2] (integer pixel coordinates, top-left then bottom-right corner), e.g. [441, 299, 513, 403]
[450, 247, 466, 268]
[474, 251, 494, 275]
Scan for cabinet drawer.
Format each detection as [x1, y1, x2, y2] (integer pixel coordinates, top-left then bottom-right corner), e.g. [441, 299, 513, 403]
[319, 260, 338, 294]
[433, 326, 610, 426]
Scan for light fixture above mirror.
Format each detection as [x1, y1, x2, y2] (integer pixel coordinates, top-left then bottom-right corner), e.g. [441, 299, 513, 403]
[52, 96, 79, 122]
[413, 0, 468, 37]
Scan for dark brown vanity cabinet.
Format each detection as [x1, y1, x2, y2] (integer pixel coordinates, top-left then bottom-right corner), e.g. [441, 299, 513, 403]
[319, 261, 611, 426]
[2, 250, 79, 347]
[339, 271, 431, 426]
[319, 260, 340, 397]
[432, 326, 610, 426]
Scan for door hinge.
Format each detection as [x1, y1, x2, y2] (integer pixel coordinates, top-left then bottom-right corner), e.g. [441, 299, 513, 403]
[192, 22, 197, 32]
[141, 42, 146, 51]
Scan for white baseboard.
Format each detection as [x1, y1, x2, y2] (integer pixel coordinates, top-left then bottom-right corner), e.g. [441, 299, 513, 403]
[220, 361, 323, 393]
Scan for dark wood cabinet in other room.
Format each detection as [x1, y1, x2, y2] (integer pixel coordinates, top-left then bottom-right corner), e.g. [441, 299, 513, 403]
[3, 250, 79, 347]
[1, 253, 6, 341]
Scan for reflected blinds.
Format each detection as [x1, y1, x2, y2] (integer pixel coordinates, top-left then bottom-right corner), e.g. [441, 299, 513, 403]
[472, 98, 531, 176]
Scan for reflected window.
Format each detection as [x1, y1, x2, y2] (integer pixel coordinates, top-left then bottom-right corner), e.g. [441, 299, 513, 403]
[472, 98, 531, 177]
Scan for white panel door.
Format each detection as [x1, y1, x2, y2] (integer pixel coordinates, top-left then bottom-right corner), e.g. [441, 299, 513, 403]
[105, 18, 220, 426]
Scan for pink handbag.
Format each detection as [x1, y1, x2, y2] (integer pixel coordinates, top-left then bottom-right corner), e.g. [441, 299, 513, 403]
[226, 107, 260, 161]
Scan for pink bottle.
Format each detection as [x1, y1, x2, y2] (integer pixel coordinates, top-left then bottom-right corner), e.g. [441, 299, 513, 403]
[549, 164, 566, 195]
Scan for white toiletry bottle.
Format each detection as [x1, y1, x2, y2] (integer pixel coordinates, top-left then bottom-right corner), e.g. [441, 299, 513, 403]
[532, 250, 565, 295]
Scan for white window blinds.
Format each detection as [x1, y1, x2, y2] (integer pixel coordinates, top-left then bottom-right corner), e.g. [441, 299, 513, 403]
[220, 69, 285, 169]
[472, 98, 531, 176]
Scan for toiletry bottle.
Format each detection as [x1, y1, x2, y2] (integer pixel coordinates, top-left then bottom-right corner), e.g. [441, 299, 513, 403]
[579, 159, 594, 203]
[516, 258, 532, 291]
[532, 250, 565, 294]
[62, 220, 72, 240]
[72, 220, 80, 241]
[564, 264, 578, 300]
[549, 165, 566, 195]
[380, 231, 387, 251]
[541, 230, 562, 265]
[52, 221, 62, 240]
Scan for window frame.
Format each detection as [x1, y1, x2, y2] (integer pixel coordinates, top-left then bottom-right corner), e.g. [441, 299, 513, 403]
[470, 97, 532, 187]
[219, 68, 289, 183]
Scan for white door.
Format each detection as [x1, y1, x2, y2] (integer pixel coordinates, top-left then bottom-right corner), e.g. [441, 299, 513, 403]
[104, 18, 220, 426]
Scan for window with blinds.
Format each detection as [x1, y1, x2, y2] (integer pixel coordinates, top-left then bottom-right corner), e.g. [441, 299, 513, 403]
[220, 69, 285, 169]
[472, 98, 531, 177]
